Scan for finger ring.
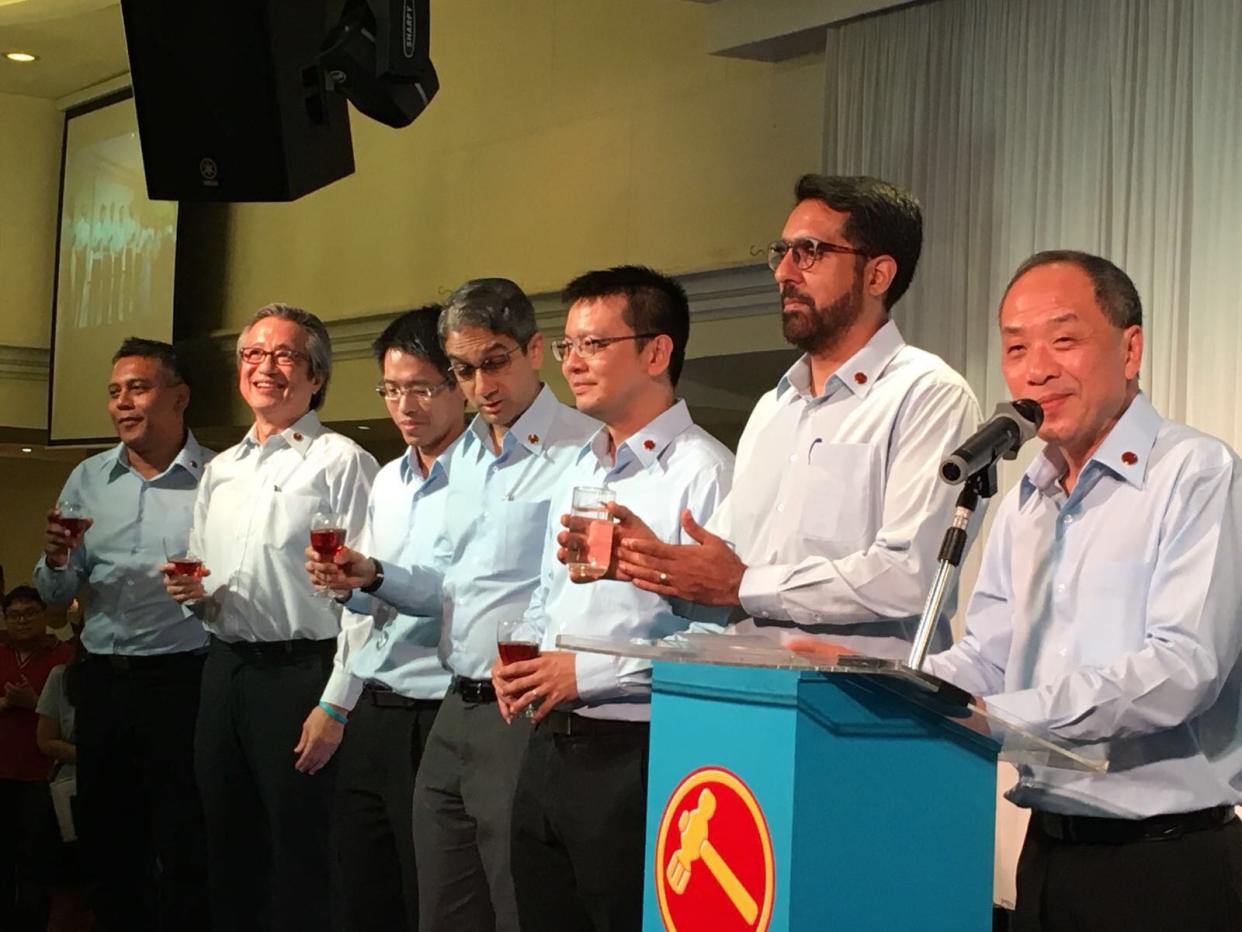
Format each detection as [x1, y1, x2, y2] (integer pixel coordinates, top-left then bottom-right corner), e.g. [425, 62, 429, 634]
[659, 572, 669, 584]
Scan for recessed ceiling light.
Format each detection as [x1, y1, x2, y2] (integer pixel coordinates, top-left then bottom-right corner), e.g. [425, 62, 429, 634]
[356, 425, 371, 430]
[20, 447, 33, 453]
[4, 52, 39, 63]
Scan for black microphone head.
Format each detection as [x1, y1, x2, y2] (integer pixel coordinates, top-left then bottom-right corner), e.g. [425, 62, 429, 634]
[1011, 398, 1044, 429]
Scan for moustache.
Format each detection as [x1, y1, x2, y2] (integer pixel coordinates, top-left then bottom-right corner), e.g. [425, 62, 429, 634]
[780, 284, 814, 308]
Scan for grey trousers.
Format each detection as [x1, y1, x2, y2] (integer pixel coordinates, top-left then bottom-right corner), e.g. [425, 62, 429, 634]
[412, 689, 532, 932]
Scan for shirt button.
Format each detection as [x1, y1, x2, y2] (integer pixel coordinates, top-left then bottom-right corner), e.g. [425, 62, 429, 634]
[789, 454, 797, 463]
[1056, 584, 1065, 593]
[776, 503, 785, 513]
[1062, 515, 1074, 524]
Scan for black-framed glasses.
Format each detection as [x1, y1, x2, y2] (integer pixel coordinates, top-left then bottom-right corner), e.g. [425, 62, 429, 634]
[374, 377, 456, 402]
[766, 237, 870, 271]
[447, 344, 524, 383]
[550, 333, 661, 362]
[239, 346, 308, 367]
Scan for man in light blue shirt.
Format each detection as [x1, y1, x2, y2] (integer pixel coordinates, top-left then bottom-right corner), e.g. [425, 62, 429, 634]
[920, 253, 1242, 929]
[315, 279, 598, 932]
[615, 175, 982, 658]
[491, 266, 734, 931]
[312, 306, 464, 932]
[34, 337, 212, 931]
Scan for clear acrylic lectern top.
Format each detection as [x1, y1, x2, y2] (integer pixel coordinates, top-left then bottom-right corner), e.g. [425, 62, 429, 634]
[557, 632, 1107, 773]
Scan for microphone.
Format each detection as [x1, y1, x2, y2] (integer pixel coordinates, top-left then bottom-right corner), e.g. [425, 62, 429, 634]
[939, 399, 1043, 484]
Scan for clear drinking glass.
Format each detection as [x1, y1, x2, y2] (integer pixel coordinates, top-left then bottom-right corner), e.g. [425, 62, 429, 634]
[497, 618, 540, 720]
[309, 511, 346, 598]
[567, 486, 615, 582]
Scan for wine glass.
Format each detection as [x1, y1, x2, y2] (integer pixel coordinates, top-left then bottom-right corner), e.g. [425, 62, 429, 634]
[163, 536, 204, 579]
[55, 500, 91, 543]
[309, 511, 346, 598]
[497, 618, 540, 720]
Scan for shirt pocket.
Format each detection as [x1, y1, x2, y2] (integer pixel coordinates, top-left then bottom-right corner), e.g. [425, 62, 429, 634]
[797, 442, 878, 551]
[267, 491, 325, 552]
[1074, 560, 1150, 667]
[497, 499, 552, 570]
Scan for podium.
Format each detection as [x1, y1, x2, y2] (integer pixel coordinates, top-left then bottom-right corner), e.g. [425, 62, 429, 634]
[558, 633, 1104, 932]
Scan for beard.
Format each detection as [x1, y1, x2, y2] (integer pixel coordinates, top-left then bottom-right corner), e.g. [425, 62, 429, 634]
[780, 273, 866, 355]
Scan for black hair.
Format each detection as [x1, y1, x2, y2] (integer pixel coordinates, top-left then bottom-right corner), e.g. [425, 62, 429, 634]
[1003, 250, 1142, 328]
[372, 304, 452, 380]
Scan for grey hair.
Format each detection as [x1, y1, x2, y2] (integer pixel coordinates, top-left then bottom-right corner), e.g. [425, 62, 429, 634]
[437, 278, 537, 347]
[237, 302, 333, 410]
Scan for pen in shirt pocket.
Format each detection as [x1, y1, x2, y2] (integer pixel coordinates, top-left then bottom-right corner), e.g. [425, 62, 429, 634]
[807, 437, 823, 464]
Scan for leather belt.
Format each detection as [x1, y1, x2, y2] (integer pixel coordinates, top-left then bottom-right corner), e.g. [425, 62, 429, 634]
[84, 648, 206, 672]
[363, 684, 441, 711]
[540, 709, 649, 737]
[449, 675, 496, 704]
[210, 635, 336, 662]
[1033, 805, 1236, 844]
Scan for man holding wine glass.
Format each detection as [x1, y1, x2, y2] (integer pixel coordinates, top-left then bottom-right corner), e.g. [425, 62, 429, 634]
[163, 303, 377, 932]
[33, 337, 214, 932]
[304, 306, 466, 932]
[305, 279, 597, 932]
[491, 266, 734, 932]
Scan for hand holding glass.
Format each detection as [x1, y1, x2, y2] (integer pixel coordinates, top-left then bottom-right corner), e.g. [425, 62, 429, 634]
[497, 618, 540, 720]
[568, 486, 615, 582]
[163, 536, 205, 578]
[309, 511, 346, 598]
[55, 501, 91, 541]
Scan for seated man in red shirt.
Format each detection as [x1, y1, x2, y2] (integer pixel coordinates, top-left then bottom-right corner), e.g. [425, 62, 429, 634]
[0, 586, 74, 932]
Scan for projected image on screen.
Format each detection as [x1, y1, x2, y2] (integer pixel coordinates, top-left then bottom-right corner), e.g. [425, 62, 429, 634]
[51, 91, 178, 443]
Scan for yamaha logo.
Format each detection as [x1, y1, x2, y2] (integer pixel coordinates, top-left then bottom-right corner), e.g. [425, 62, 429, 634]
[402, 0, 415, 57]
[199, 157, 219, 186]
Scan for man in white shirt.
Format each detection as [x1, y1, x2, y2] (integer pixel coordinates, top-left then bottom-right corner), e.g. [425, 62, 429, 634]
[164, 303, 378, 932]
[616, 174, 982, 657]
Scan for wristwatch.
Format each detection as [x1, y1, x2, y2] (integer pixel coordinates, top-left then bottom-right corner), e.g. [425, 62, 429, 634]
[361, 558, 385, 594]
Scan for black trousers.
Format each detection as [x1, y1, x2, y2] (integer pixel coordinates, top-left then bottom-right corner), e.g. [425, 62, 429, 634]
[510, 720, 650, 932]
[75, 650, 209, 932]
[195, 638, 338, 932]
[1013, 811, 1242, 931]
[0, 779, 58, 932]
[333, 691, 440, 932]
[411, 689, 532, 932]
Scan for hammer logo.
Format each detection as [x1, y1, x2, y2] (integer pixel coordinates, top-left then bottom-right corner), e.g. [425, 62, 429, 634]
[654, 767, 774, 932]
[667, 788, 759, 923]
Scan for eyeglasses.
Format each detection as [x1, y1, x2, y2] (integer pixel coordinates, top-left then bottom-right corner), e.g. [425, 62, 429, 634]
[550, 334, 661, 362]
[766, 237, 870, 271]
[447, 344, 524, 383]
[375, 377, 456, 402]
[239, 346, 308, 367]
[4, 608, 44, 622]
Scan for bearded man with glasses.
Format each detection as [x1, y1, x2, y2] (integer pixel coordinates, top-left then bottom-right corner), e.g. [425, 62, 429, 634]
[614, 174, 984, 660]
[309, 278, 597, 932]
[164, 302, 378, 932]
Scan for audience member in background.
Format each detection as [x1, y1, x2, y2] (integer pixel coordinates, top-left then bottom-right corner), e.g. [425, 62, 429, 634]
[165, 303, 378, 932]
[614, 175, 982, 658]
[307, 306, 465, 932]
[0, 586, 74, 932]
[37, 636, 93, 932]
[311, 279, 597, 932]
[34, 336, 212, 932]
[493, 266, 734, 932]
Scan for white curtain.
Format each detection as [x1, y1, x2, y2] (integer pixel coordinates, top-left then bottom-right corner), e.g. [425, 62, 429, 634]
[820, 0, 1242, 907]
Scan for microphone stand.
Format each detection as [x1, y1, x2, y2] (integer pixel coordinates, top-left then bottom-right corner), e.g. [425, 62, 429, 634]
[906, 463, 998, 671]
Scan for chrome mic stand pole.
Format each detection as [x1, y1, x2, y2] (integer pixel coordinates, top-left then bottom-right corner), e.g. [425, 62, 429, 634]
[907, 463, 998, 671]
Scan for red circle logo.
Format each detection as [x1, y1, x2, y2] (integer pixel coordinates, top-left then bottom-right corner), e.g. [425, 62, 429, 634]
[653, 767, 775, 932]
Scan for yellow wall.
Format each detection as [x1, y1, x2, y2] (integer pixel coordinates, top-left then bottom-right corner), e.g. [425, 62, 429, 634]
[177, 0, 823, 333]
[0, 456, 76, 592]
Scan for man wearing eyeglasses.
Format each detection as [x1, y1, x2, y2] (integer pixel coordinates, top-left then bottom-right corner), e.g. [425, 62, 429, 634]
[491, 265, 735, 932]
[615, 174, 982, 659]
[34, 337, 212, 932]
[308, 278, 598, 932]
[163, 303, 378, 932]
[304, 306, 464, 932]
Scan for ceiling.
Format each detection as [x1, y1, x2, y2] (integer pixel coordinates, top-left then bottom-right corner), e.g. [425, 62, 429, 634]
[0, 0, 127, 99]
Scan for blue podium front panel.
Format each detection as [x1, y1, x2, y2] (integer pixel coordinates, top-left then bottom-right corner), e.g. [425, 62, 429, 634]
[644, 662, 997, 932]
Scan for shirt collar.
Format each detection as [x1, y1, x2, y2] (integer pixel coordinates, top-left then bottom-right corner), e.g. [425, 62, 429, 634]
[397, 434, 460, 489]
[1020, 392, 1160, 505]
[107, 431, 209, 483]
[776, 319, 906, 403]
[580, 399, 694, 473]
[238, 410, 324, 460]
[464, 384, 558, 458]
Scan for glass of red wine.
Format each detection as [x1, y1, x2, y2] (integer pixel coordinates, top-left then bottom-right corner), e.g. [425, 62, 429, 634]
[55, 500, 91, 543]
[309, 510, 346, 598]
[163, 536, 205, 579]
[497, 618, 540, 720]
